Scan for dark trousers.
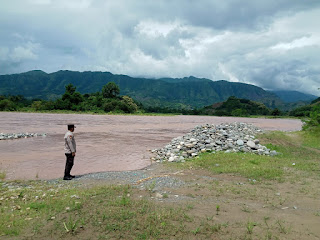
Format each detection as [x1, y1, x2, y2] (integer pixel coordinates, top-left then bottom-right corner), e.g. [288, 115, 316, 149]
[64, 153, 74, 177]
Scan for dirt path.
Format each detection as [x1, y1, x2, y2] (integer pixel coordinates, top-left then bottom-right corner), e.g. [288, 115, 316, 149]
[0, 112, 302, 180]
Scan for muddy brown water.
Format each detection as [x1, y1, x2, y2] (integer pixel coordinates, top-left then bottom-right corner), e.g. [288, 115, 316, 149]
[0, 112, 302, 180]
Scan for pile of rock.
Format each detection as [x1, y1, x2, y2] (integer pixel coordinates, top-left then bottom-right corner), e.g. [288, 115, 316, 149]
[0, 133, 47, 140]
[151, 122, 277, 163]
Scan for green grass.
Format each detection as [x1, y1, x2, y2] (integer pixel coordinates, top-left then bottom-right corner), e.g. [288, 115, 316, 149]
[299, 126, 320, 149]
[181, 130, 320, 181]
[0, 182, 216, 239]
[0, 171, 5, 180]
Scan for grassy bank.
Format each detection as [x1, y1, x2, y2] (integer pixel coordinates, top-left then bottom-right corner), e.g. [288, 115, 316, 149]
[0, 182, 225, 239]
[1, 109, 304, 119]
[0, 109, 179, 116]
[178, 129, 320, 182]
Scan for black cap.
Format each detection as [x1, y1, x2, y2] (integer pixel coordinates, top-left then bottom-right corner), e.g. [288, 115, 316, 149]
[68, 124, 76, 130]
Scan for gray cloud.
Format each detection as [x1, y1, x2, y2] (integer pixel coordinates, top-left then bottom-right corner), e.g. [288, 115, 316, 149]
[0, 0, 320, 95]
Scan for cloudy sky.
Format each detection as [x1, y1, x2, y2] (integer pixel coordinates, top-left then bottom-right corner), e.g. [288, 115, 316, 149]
[1, 0, 320, 95]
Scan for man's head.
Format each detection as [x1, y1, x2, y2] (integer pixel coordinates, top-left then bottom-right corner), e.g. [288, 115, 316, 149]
[68, 124, 76, 132]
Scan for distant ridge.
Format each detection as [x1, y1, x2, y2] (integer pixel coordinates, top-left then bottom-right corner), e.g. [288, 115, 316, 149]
[271, 90, 318, 103]
[0, 70, 312, 110]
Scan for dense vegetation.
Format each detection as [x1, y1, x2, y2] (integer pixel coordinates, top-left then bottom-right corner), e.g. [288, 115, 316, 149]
[302, 102, 320, 130]
[0, 82, 139, 114]
[198, 96, 273, 116]
[1, 90, 318, 120]
[0, 95, 33, 111]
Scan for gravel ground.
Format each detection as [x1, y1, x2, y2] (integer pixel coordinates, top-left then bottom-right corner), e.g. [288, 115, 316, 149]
[42, 163, 187, 192]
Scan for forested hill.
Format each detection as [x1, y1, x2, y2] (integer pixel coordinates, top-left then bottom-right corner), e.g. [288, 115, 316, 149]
[0, 70, 289, 109]
[271, 90, 317, 103]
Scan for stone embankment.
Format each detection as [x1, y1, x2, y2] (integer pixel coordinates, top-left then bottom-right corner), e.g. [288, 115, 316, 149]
[0, 133, 47, 140]
[152, 122, 277, 163]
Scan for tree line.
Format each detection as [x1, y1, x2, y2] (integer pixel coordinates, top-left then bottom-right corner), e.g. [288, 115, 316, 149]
[0, 82, 139, 114]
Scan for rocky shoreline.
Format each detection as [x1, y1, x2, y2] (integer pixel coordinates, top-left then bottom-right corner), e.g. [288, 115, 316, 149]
[0, 132, 47, 140]
[152, 122, 278, 163]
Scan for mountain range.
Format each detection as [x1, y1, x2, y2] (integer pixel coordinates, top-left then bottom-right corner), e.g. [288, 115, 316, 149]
[0, 70, 317, 110]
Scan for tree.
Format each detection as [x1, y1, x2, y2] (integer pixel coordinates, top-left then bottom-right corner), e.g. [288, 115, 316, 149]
[231, 108, 248, 117]
[65, 84, 76, 95]
[0, 99, 16, 111]
[31, 101, 44, 111]
[121, 96, 138, 113]
[58, 83, 83, 110]
[102, 82, 120, 98]
[271, 108, 281, 116]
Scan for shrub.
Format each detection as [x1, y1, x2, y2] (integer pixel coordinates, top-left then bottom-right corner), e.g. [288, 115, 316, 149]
[0, 99, 17, 111]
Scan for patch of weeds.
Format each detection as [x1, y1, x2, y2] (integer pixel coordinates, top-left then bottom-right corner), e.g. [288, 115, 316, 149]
[241, 205, 252, 213]
[231, 188, 241, 194]
[117, 209, 136, 221]
[246, 221, 257, 234]
[3, 225, 20, 236]
[191, 227, 201, 235]
[265, 231, 273, 240]
[279, 197, 286, 206]
[203, 222, 222, 233]
[299, 186, 311, 195]
[28, 202, 48, 211]
[216, 205, 220, 215]
[206, 215, 214, 221]
[162, 193, 169, 198]
[0, 171, 6, 180]
[315, 211, 320, 217]
[70, 201, 82, 211]
[146, 180, 156, 196]
[63, 216, 79, 234]
[276, 219, 290, 234]
[118, 195, 131, 206]
[33, 222, 43, 234]
[263, 216, 270, 229]
[187, 204, 194, 210]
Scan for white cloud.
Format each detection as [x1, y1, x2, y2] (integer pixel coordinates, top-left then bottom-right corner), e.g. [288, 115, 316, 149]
[271, 36, 319, 50]
[10, 46, 37, 62]
[135, 20, 181, 38]
[9, 42, 39, 62]
[218, 63, 240, 82]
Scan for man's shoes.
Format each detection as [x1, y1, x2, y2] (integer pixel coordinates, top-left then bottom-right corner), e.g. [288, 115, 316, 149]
[69, 175, 76, 178]
[63, 176, 73, 180]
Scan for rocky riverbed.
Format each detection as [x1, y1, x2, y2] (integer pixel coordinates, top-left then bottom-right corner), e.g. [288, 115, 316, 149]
[152, 122, 278, 163]
[0, 132, 47, 140]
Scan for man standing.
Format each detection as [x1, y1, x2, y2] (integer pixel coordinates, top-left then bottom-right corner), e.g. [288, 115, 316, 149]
[64, 124, 76, 180]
